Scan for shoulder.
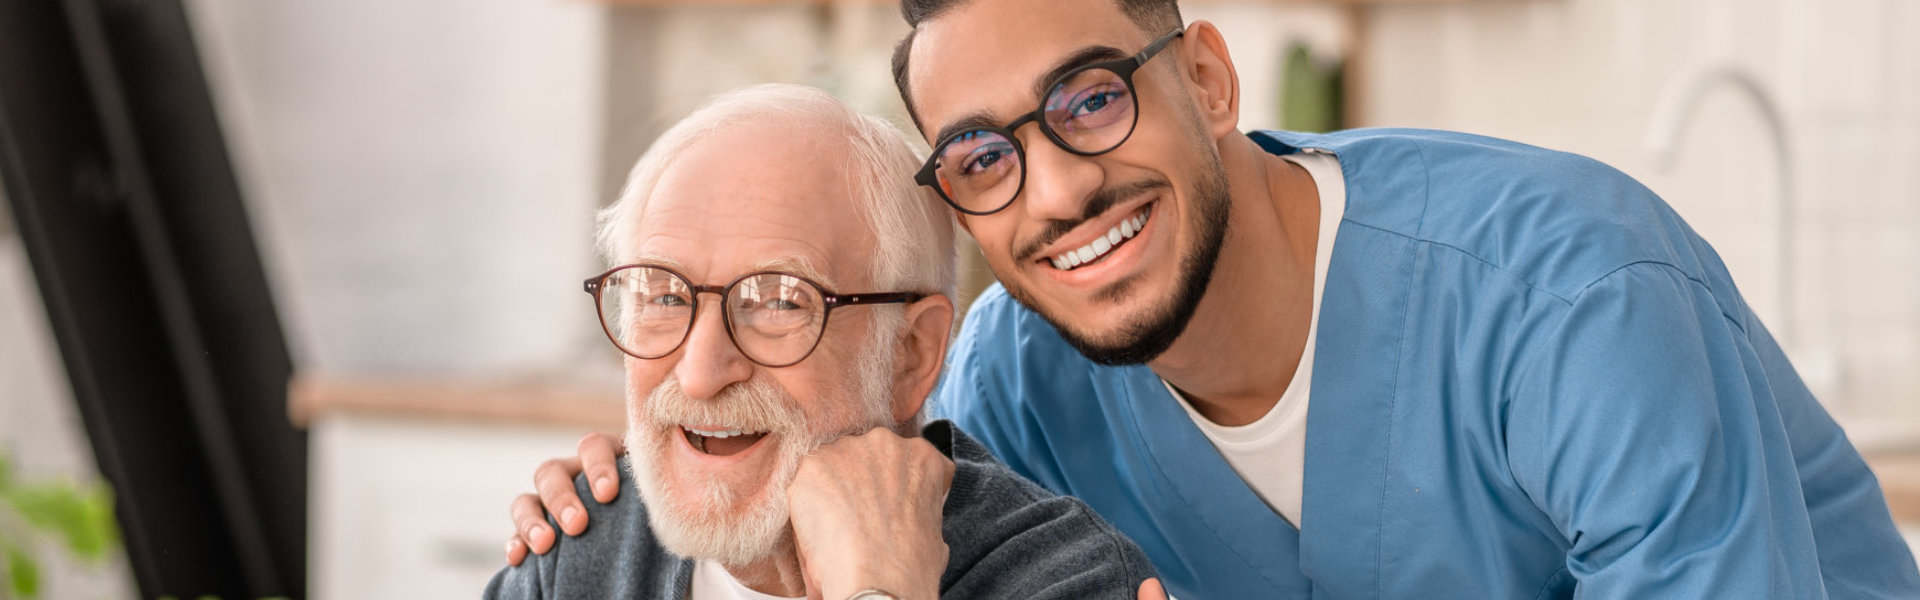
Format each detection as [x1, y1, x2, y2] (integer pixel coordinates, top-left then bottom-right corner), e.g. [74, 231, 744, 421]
[1257, 128, 1730, 300]
[938, 284, 1104, 415]
[946, 284, 1086, 373]
[483, 458, 689, 599]
[928, 421, 1158, 599]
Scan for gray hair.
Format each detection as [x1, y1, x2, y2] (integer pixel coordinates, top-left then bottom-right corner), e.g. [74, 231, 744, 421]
[597, 84, 958, 303]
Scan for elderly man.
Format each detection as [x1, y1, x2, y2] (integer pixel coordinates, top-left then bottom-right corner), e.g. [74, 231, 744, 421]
[483, 84, 1159, 599]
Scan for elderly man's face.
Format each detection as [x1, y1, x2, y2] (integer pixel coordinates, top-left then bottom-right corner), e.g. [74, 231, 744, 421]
[619, 123, 900, 567]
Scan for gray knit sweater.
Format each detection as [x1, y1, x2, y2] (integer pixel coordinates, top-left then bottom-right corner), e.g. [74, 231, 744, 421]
[483, 420, 1158, 599]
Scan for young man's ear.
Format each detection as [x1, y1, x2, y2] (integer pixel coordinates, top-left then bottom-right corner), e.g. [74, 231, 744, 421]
[890, 294, 956, 425]
[1177, 21, 1242, 140]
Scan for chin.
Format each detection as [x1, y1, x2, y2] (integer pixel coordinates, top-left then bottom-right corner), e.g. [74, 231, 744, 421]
[631, 425, 803, 567]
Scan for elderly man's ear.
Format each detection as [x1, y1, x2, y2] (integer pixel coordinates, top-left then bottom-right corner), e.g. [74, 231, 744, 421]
[891, 294, 957, 425]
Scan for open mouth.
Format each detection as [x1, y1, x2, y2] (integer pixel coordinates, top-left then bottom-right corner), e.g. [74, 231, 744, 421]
[681, 425, 770, 457]
[1047, 205, 1151, 272]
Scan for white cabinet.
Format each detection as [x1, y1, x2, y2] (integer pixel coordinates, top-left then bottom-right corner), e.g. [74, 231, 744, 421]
[308, 412, 613, 599]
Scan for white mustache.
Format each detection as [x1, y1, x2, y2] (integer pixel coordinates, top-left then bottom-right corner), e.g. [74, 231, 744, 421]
[642, 375, 807, 438]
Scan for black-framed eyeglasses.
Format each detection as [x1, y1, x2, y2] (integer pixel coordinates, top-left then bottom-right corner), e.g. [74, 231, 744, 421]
[584, 264, 926, 368]
[914, 29, 1185, 216]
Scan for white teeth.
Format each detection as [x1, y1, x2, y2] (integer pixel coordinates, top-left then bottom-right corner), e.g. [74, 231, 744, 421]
[1050, 206, 1152, 271]
[686, 426, 756, 438]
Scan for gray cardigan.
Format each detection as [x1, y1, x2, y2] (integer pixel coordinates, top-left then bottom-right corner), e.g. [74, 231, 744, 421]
[483, 420, 1158, 599]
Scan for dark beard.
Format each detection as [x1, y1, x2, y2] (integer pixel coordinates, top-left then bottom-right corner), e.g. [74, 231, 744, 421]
[1004, 159, 1232, 366]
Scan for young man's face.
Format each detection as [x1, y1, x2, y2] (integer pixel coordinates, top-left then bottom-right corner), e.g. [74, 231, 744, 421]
[905, 0, 1231, 365]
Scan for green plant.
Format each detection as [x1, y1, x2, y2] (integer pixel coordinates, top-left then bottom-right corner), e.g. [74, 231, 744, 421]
[1279, 42, 1344, 133]
[0, 451, 120, 599]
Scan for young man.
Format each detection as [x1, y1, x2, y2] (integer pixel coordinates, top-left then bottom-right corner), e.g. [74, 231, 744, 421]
[511, 1, 1920, 597]
[486, 84, 1159, 600]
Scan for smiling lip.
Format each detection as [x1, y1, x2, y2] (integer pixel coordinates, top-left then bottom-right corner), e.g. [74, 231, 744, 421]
[677, 424, 772, 465]
[1032, 194, 1159, 273]
[1048, 205, 1150, 271]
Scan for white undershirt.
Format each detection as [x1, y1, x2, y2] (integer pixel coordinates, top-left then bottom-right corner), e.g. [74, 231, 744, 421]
[689, 560, 803, 600]
[1164, 149, 1345, 529]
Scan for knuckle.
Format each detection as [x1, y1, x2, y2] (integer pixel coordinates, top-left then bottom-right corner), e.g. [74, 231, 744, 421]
[577, 432, 603, 448]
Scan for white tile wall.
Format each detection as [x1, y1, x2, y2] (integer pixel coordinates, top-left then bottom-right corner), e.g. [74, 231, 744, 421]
[1357, 0, 1920, 424]
[187, 0, 609, 376]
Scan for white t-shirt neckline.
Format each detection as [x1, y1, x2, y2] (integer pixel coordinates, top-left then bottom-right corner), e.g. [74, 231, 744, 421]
[1164, 148, 1345, 529]
[690, 559, 804, 600]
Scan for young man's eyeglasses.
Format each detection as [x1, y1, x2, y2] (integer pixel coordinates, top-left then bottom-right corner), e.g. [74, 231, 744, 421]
[914, 29, 1185, 216]
[584, 264, 925, 368]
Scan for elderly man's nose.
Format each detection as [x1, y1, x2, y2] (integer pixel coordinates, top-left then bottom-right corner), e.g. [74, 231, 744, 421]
[1017, 132, 1103, 221]
[673, 304, 752, 400]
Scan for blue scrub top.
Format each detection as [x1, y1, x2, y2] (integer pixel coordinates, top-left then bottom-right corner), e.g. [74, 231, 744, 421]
[931, 129, 1920, 599]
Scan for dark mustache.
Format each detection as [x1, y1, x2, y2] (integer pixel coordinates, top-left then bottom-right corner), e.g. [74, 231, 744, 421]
[1016, 179, 1170, 262]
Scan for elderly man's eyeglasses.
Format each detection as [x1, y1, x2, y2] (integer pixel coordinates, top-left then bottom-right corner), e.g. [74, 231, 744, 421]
[584, 264, 925, 368]
[914, 29, 1185, 216]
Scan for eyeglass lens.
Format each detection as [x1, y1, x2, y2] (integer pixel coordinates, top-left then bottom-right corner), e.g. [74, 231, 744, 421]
[596, 266, 827, 366]
[931, 66, 1139, 214]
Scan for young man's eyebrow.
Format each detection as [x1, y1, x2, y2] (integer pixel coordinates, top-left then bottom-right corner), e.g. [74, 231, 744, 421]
[930, 45, 1129, 145]
[933, 113, 1008, 147]
[1031, 45, 1128, 103]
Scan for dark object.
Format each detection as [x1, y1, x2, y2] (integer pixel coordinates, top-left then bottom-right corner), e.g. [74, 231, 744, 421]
[0, 0, 306, 597]
[585, 264, 925, 368]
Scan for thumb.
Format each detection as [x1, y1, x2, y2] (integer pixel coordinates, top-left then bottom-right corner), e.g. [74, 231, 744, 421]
[1137, 578, 1167, 600]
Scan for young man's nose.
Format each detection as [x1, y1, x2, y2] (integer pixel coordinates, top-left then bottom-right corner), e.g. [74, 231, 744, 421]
[1015, 130, 1105, 223]
[671, 303, 753, 400]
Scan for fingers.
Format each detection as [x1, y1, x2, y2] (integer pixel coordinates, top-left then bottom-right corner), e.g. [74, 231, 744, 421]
[510, 493, 557, 555]
[577, 432, 625, 503]
[1138, 578, 1167, 600]
[504, 536, 528, 567]
[534, 457, 589, 536]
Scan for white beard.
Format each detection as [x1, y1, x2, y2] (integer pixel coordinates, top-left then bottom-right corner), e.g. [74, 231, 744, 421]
[625, 325, 900, 567]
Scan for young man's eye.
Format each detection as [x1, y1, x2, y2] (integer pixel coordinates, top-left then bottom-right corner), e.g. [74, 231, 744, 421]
[965, 148, 1006, 175]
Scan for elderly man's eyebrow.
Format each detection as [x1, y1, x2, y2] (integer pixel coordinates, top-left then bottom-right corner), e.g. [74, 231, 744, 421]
[931, 45, 1129, 145]
[751, 257, 835, 289]
[628, 252, 688, 273]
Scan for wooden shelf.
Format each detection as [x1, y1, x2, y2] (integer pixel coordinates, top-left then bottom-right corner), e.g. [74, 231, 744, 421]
[1866, 453, 1920, 524]
[289, 372, 625, 430]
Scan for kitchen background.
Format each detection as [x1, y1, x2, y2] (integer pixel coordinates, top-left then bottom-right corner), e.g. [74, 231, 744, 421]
[1, 0, 1914, 597]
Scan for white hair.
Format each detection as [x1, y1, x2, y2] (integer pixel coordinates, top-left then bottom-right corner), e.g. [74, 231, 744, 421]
[597, 84, 958, 302]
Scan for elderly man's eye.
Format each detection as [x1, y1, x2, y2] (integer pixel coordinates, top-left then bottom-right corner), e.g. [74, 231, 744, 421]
[764, 298, 802, 311]
[649, 294, 690, 307]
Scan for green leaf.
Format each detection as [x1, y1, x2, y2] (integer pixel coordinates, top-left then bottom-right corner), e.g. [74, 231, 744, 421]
[1, 479, 119, 562]
[5, 544, 40, 599]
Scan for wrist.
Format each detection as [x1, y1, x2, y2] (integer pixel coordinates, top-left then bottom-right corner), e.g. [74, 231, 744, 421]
[820, 568, 935, 600]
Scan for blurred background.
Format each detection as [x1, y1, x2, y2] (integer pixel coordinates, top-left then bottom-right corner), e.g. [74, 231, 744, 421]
[0, 0, 1915, 597]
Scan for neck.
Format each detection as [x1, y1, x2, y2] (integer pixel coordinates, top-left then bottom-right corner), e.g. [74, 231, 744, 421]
[1148, 131, 1320, 426]
[722, 545, 807, 598]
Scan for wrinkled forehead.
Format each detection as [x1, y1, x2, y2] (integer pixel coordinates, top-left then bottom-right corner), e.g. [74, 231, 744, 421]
[634, 123, 871, 289]
[906, 0, 1150, 139]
